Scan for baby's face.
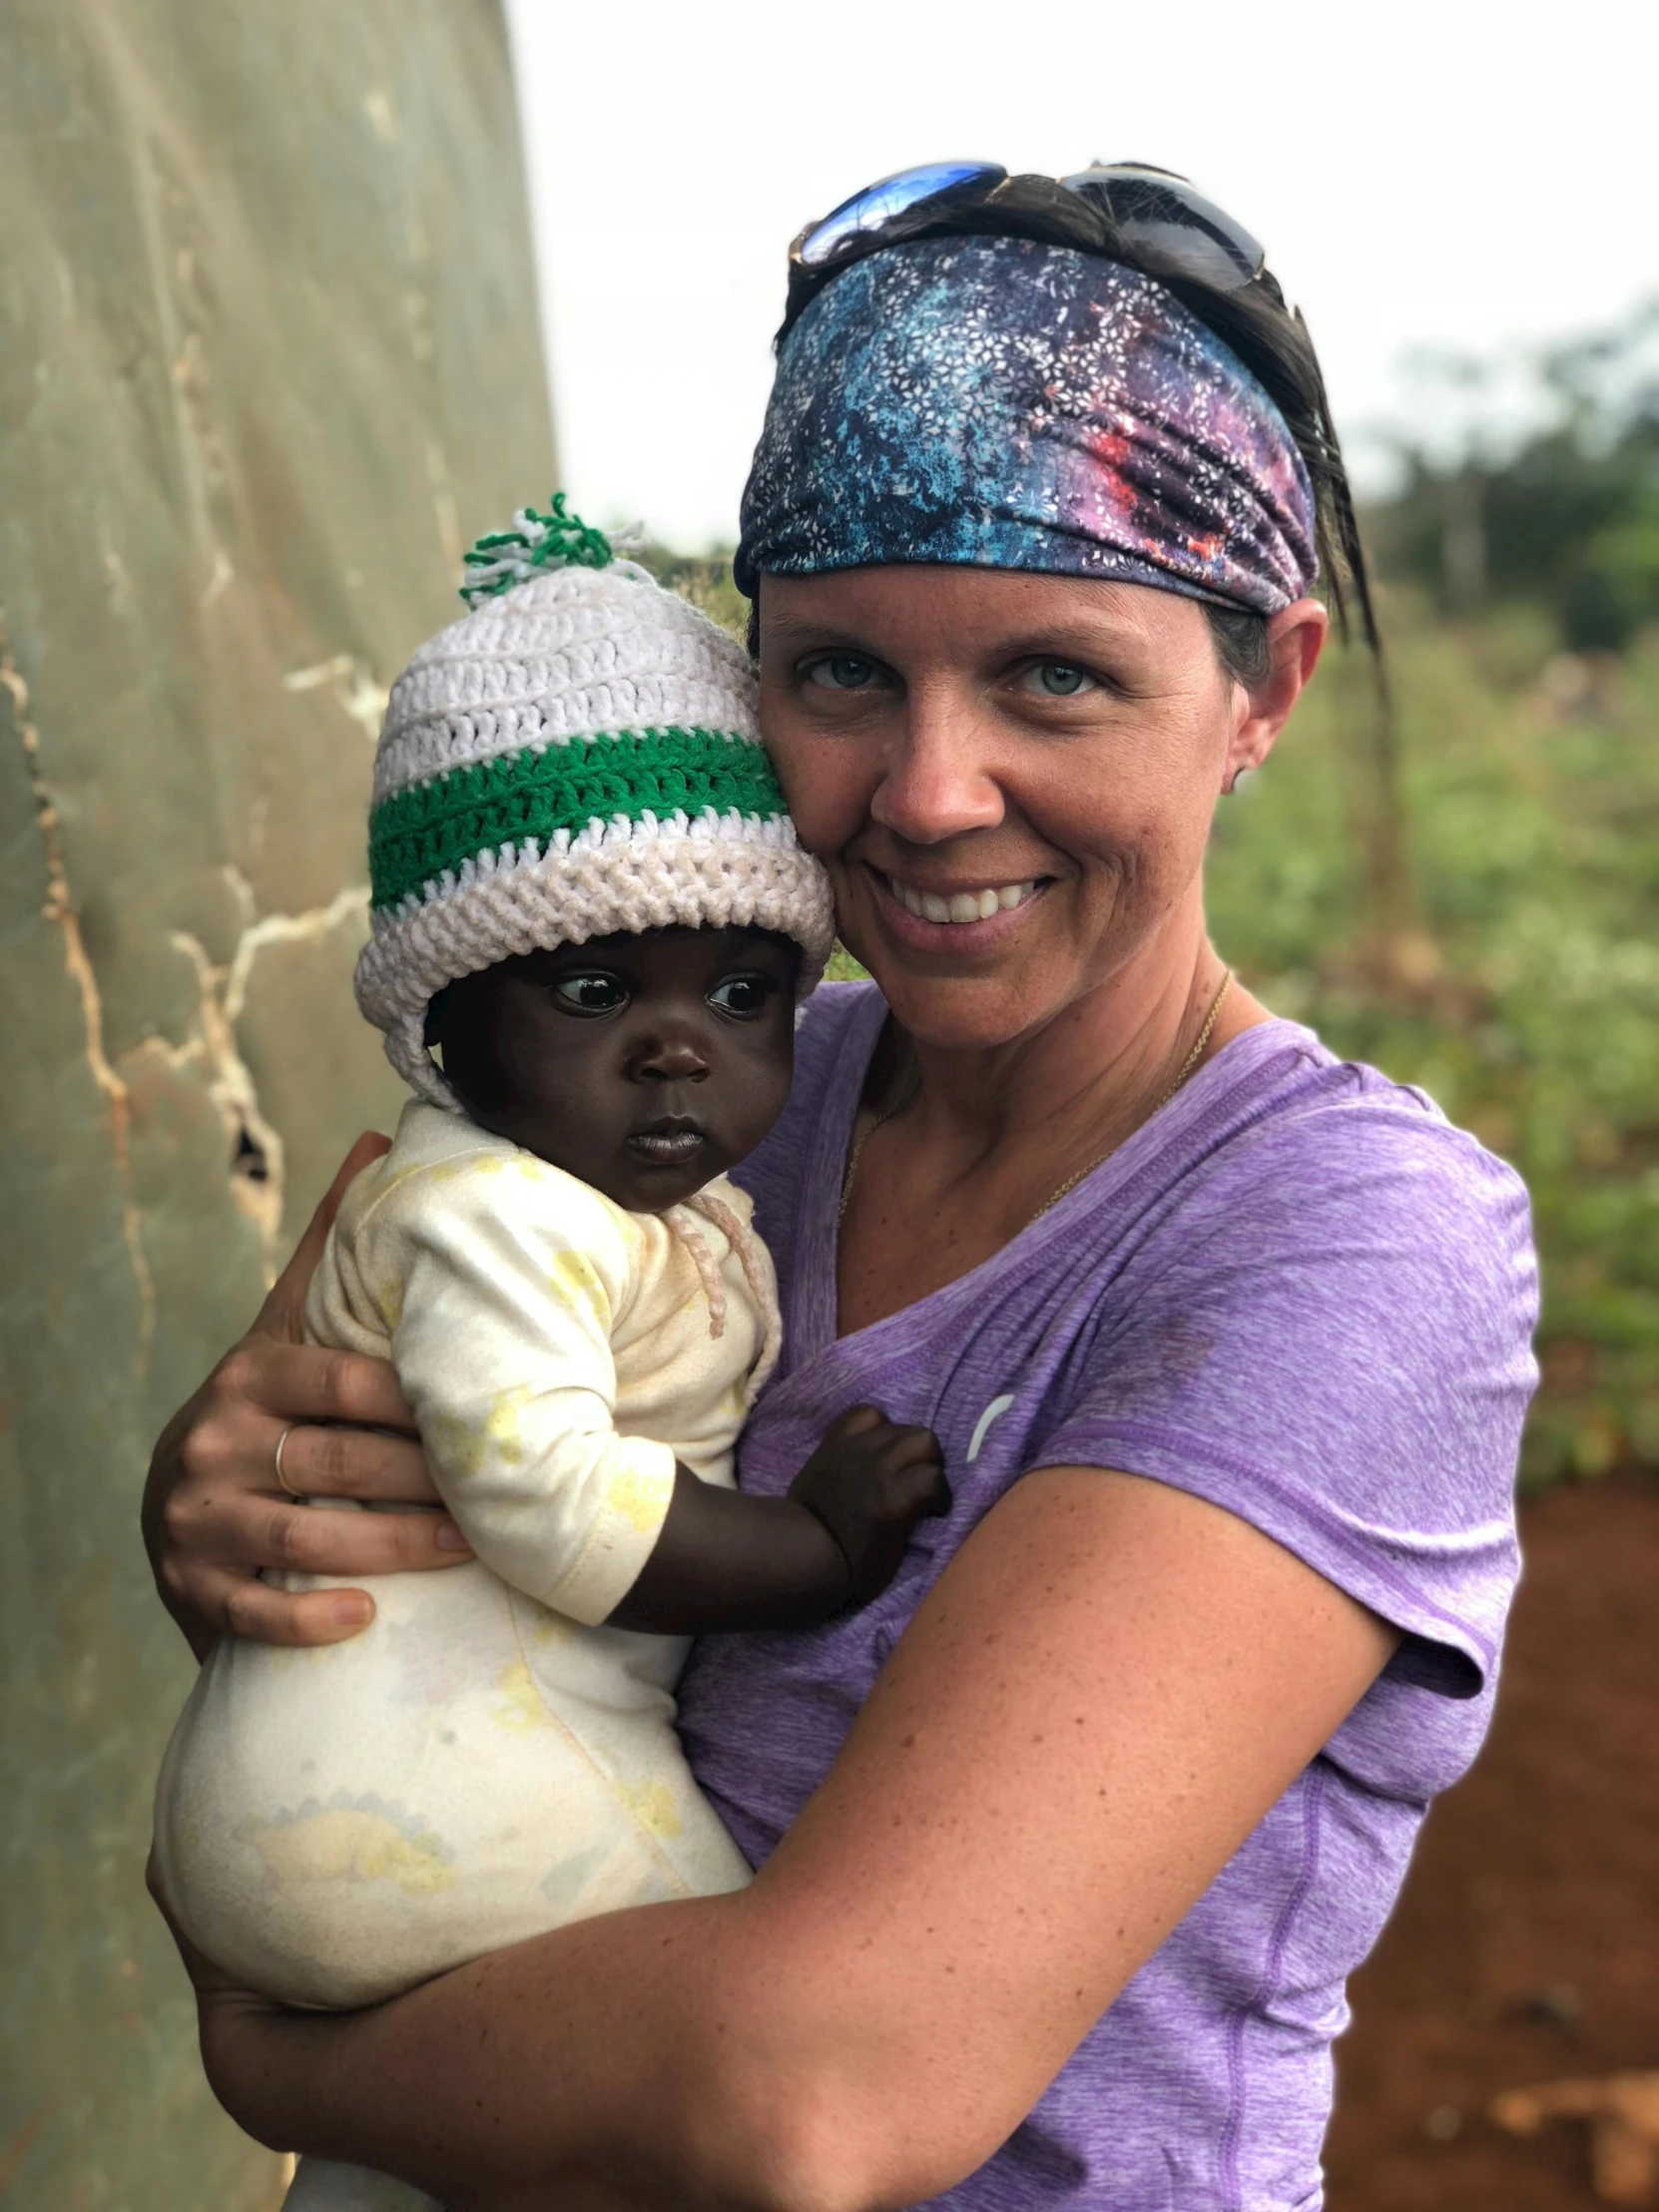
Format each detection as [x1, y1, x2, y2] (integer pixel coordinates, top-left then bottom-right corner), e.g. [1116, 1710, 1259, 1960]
[428, 926, 801, 1210]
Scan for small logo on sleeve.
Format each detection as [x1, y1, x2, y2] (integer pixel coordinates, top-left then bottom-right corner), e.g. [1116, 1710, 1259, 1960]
[966, 1394, 1015, 1464]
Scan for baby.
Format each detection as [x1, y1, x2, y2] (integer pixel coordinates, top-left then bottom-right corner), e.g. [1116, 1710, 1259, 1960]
[153, 501, 948, 2212]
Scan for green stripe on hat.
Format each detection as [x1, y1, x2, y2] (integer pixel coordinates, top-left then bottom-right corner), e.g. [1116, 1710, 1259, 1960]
[368, 725, 790, 911]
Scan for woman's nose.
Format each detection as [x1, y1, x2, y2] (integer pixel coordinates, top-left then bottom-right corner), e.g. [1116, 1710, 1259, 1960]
[868, 695, 1005, 845]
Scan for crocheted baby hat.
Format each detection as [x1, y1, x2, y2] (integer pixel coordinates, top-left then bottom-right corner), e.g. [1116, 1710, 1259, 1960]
[354, 497, 835, 1107]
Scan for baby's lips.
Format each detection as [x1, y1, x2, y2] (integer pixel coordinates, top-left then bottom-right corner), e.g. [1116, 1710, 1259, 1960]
[625, 1123, 708, 1163]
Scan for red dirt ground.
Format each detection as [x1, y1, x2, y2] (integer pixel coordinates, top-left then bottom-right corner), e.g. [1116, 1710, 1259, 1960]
[1327, 1473, 1659, 2209]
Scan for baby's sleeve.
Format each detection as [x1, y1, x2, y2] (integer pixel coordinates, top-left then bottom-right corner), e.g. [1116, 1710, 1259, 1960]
[360, 1157, 676, 1625]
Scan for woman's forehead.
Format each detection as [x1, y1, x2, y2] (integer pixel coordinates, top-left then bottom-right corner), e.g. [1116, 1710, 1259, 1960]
[758, 565, 1209, 654]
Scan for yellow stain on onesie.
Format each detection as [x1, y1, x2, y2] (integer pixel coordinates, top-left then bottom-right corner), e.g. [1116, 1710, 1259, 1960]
[621, 1780, 684, 1841]
[425, 1152, 510, 1187]
[548, 1246, 607, 1320]
[426, 1408, 488, 1482]
[605, 1462, 671, 1534]
[484, 1383, 535, 1464]
[375, 1273, 405, 1333]
[249, 1810, 455, 1897]
[425, 1384, 535, 1484]
[492, 1660, 555, 1732]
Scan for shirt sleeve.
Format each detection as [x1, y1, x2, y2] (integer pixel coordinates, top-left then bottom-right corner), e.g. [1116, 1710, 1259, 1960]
[357, 1157, 677, 1626]
[1033, 1090, 1538, 1701]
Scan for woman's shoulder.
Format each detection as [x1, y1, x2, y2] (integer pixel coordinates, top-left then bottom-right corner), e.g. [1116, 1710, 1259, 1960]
[1037, 1022, 1537, 1716]
[1195, 1018, 1533, 1262]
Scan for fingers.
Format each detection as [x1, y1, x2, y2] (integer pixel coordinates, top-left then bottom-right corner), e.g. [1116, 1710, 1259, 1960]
[254, 1130, 392, 1344]
[823, 1406, 940, 1466]
[866, 1422, 943, 1474]
[212, 1339, 416, 1435]
[824, 1403, 886, 1442]
[166, 1481, 469, 1589]
[144, 1327, 439, 1655]
[154, 1557, 377, 1651]
[884, 1456, 950, 1520]
[260, 1417, 436, 1505]
[220, 1574, 380, 1647]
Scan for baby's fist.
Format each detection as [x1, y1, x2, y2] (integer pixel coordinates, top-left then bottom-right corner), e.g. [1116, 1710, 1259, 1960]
[789, 1404, 950, 1607]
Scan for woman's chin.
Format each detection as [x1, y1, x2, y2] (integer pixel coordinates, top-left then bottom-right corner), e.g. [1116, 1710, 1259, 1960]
[870, 965, 1074, 1053]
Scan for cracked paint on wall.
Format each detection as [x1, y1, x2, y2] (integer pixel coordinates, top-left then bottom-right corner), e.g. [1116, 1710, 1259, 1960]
[0, 4, 555, 2204]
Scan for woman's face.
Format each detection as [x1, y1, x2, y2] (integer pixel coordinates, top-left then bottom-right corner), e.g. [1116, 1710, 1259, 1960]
[758, 566, 1323, 1052]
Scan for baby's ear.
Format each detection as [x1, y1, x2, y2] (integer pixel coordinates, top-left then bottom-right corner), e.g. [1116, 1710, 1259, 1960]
[423, 987, 450, 1049]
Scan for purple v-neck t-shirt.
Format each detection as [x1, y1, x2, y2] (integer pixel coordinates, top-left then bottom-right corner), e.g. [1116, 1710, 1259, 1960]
[678, 982, 1536, 2211]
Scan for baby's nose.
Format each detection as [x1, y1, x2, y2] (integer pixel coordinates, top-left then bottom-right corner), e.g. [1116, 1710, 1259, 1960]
[632, 1036, 709, 1081]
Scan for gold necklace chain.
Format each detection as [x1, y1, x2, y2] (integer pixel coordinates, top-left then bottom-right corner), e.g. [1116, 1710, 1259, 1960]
[837, 1066, 915, 1223]
[1031, 968, 1232, 1224]
[838, 968, 1234, 1230]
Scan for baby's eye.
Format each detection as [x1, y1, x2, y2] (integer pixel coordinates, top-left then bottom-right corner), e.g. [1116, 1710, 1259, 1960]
[1020, 661, 1096, 697]
[553, 972, 628, 1014]
[805, 653, 879, 692]
[707, 974, 773, 1018]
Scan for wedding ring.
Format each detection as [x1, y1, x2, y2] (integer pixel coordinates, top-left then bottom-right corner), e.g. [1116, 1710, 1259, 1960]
[273, 1423, 300, 1498]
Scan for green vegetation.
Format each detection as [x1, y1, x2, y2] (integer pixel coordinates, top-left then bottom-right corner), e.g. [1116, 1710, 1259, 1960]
[1209, 601, 1659, 1486]
[1377, 300, 1659, 652]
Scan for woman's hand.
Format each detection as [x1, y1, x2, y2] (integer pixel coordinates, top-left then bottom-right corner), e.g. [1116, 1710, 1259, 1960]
[141, 1132, 470, 1658]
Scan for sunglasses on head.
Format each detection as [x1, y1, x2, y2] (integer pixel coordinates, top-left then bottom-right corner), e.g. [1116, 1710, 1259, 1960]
[785, 161, 1268, 335]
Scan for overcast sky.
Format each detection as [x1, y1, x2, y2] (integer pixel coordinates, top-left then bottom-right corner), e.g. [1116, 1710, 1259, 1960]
[505, 0, 1656, 550]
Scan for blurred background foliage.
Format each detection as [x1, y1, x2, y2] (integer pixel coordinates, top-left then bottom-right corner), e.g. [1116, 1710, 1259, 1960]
[643, 300, 1659, 1488]
[1208, 611, 1659, 1489]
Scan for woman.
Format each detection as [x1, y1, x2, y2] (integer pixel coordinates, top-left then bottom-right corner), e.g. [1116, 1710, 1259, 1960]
[144, 165, 1536, 2210]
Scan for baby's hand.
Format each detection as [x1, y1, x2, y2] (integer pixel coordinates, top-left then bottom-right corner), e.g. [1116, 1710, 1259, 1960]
[788, 1405, 950, 1608]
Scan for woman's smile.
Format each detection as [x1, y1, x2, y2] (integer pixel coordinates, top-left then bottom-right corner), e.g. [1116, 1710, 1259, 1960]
[876, 869, 1045, 925]
[867, 863, 1051, 945]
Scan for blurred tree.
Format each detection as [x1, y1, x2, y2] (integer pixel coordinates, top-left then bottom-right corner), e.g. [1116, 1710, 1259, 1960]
[1378, 303, 1659, 651]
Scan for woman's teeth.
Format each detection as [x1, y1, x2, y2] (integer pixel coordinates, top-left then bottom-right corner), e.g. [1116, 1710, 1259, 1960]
[887, 876, 1038, 925]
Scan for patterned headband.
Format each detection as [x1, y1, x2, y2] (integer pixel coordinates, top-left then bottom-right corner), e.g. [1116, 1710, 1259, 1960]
[736, 234, 1318, 616]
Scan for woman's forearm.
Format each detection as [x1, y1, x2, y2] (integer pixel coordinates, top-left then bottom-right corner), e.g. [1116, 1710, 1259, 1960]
[202, 1893, 805, 2212]
[196, 1468, 1397, 2212]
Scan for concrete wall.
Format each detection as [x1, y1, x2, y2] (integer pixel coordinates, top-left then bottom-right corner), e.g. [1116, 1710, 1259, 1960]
[0, 5, 555, 2201]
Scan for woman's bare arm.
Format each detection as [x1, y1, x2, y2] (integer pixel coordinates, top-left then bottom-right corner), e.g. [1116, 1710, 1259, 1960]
[181, 1463, 1397, 2212]
[141, 1132, 471, 1658]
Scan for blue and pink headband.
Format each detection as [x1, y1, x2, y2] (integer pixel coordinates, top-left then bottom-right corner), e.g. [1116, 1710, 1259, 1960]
[736, 235, 1318, 616]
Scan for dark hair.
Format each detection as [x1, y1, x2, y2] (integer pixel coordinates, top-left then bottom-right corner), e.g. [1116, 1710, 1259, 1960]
[765, 174, 1383, 679]
[1203, 603, 1273, 687]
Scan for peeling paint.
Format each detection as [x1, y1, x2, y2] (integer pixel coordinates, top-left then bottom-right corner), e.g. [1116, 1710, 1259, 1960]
[0, 606, 157, 1369]
[0, 5, 555, 2199]
[165, 884, 370, 1279]
[281, 654, 388, 742]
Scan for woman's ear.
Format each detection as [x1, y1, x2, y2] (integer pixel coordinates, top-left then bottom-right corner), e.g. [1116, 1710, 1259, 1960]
[1222, 597, 1329, 793]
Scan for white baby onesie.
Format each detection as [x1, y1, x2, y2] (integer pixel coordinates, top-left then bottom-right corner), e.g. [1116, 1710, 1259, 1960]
[154, 1098, 772, 2208]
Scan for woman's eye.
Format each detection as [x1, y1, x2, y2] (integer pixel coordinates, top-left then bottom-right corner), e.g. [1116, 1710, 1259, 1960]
[708, 975, 773, 1017]
[805, 653, 878, 692]
[1022, 661, 1095, 698]
[553, 973, 628, 1014]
